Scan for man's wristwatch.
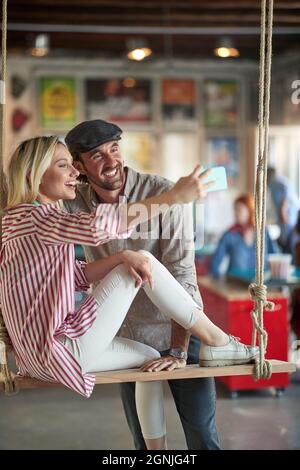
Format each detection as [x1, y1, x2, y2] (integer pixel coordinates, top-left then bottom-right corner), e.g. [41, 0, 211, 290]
[169, 348, 188, 361]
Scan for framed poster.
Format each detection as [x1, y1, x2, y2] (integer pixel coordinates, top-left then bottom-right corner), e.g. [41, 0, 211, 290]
[206, 137, 239, 186]
[85, 78, 152, 123]
[204, 79, 239, 128]
[40, 77, 76, 129]
[162, 133, 198, 181]
[120, 132, 153, 173]
[162, 79, 196, 123]
[249, 78, 259, 123]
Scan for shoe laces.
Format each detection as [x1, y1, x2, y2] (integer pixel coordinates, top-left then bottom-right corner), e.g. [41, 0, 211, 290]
[229, 335, 250, 351]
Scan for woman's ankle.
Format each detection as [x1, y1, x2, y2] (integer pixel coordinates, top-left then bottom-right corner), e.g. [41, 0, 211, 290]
[190, 311, 229, 347]
[206, 330, 229, 347]
[145, 435, 167, 450]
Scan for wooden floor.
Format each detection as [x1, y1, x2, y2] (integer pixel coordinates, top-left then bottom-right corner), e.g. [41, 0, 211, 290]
[0, 360, 296, 391]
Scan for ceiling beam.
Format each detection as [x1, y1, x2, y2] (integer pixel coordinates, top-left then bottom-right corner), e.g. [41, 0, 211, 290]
[8, 0, 300, 8]
[7, 12, 300, 25]
[8, 23, 300, 35]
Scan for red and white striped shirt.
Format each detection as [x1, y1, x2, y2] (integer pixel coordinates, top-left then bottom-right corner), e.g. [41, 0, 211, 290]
[0, 202, 131, 397]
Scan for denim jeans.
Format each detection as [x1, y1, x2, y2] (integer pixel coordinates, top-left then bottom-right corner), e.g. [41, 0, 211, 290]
[120, 335, 221, 450]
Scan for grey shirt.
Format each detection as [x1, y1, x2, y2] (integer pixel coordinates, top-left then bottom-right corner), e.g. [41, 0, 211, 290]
[64, 167, 202, 351]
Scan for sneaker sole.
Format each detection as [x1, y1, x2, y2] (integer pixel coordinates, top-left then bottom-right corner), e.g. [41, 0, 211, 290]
[199, 356, 258, 367]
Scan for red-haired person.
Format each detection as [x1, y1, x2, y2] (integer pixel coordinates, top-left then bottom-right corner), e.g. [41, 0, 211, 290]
[210, 194, 278, 279]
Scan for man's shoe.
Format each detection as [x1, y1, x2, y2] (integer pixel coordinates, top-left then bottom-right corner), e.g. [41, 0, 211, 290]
[199, 335, 259, 367]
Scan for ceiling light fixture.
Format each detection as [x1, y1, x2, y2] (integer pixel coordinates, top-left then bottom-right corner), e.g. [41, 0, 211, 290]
[127, 38, 152, 61]
[29, 34, 50, 57]
[214, 37, 240, 58]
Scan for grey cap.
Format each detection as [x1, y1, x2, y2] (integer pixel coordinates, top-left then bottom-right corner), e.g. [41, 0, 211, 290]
[65, 119, 122, 154]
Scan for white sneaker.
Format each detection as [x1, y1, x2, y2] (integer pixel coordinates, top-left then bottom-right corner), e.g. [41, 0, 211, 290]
[199, 335, 259, 367]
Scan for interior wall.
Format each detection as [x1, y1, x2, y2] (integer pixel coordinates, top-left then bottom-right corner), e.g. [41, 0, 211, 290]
[5, 53, 300, 236]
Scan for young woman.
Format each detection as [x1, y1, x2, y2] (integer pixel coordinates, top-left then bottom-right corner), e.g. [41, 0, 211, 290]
[0, 137, 258, 449]
[210, 193, 278, 279]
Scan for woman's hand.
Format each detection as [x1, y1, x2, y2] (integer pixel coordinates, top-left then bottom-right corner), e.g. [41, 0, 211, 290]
[140, 355, 187, 372]
[170, 165, 214, 204]
[121, 250, 153, 289]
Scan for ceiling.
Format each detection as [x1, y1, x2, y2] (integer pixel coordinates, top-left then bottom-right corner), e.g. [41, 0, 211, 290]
[6, 0, 300, 60]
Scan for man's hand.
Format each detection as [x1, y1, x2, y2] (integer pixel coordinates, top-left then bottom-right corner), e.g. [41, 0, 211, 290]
[170, 166, 214, 204]
[140, 355, 187, 372]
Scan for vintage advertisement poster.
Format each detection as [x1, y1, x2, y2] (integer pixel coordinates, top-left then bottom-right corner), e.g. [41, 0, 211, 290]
[40, 77, 77, 130]
[204, 79, 239, 127]
[162, 79, 196, 123]
[86, 78, 152, 123]
[206, 136, 239, 186]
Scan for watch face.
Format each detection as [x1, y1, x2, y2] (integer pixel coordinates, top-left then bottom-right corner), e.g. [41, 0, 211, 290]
[170, 348, 187, 360]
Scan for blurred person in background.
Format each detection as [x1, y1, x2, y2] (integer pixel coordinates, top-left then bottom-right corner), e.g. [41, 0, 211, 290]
[210, 193, 278, 280]
[289, 211, 300, 343]
[267, 166, 300, 253]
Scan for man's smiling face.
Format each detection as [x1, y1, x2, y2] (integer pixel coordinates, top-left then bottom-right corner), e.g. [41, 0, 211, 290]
[76, 140, 125, 191]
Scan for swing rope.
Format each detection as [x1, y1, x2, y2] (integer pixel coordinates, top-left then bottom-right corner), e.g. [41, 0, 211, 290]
[0, 0, 277, 394]
[0, 0, 17, 395]
[248, 0, 274, 380]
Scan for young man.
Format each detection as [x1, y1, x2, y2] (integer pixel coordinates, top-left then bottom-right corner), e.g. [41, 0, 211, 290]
[64, 119, 221, 450]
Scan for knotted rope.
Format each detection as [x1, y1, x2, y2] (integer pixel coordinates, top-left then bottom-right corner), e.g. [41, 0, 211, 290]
[0, 0, 17, 395]
[248, 0, 274, 381]
[248, 284, 274, 379]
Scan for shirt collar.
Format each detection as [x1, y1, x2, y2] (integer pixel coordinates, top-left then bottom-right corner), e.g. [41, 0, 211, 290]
[123, 166, 138, 198]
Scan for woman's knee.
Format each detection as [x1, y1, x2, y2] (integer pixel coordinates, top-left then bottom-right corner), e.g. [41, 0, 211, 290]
[92, 262, 135, 303]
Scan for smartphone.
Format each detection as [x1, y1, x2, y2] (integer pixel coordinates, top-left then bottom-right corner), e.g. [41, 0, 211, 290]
[200, 166, 228, 192]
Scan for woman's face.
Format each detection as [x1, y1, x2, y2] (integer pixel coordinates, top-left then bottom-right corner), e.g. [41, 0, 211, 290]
[234, 201, 250, 225]
[38, 144, 80, 204]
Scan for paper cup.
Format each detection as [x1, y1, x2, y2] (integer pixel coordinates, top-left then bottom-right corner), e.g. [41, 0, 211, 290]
[268, 254, 292, 280]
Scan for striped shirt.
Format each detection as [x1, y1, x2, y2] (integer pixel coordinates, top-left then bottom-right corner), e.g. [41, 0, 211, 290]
[0, 202, 130, 397]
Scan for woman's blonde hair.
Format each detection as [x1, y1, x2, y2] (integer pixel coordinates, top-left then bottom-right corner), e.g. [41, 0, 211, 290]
[6, 136, 59, 208]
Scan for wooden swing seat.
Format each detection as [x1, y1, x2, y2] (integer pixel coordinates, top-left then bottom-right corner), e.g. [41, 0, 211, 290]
[0, 360, 296, 392]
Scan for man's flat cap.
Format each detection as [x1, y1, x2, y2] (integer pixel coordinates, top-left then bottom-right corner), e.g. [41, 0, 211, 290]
[65, 119, 122, 154]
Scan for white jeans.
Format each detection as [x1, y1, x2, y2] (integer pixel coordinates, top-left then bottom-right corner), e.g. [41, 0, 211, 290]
[64, 250, 200, 439]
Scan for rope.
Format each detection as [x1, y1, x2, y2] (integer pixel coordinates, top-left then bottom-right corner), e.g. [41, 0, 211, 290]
[0, 0, 17, 395]
[249, 0, 274, 381]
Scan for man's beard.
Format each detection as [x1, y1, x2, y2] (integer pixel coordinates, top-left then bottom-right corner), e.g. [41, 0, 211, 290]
[87, 165, 125, 191]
